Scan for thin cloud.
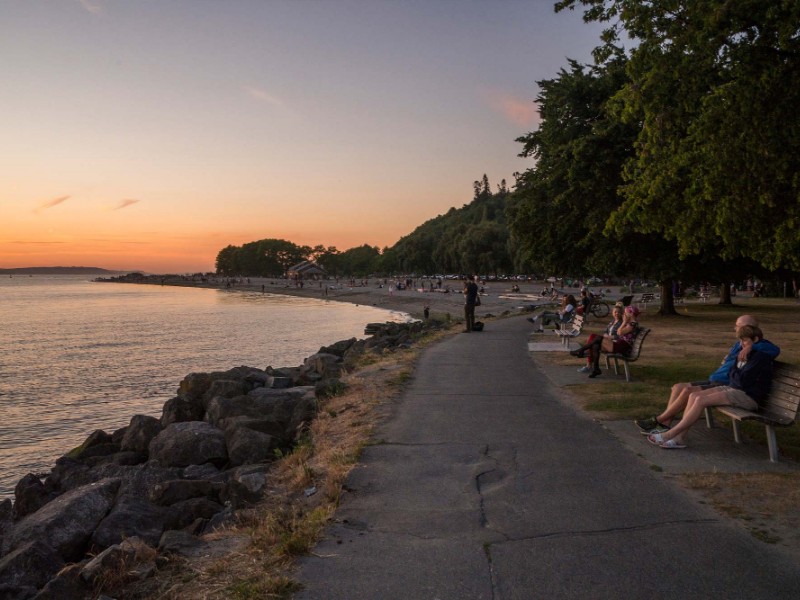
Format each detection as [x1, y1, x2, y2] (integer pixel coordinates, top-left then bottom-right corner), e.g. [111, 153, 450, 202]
[114, 199, 141, 210]
[484, 90, 540, 128]
[35, 195, 70, 213]
[243, 86, 283, 106]
[77, 0, 103, 14]
[7, 240, 66, 245]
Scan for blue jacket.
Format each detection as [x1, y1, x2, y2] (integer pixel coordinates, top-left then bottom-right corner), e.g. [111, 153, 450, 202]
[728, 349, 773, 403]
[708, 339, 780, 384]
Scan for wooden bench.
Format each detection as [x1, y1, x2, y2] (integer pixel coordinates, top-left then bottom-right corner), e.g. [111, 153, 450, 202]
[636, 293, 656, 310]
[703, 361, 800, 462]
[603, 327, 651, 382]
[554, 314, 584, 348]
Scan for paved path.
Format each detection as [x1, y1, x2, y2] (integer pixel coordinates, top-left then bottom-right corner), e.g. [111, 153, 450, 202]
[296, 316, 800, 599]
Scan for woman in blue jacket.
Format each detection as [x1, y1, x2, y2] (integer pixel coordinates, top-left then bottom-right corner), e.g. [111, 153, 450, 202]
[646, 324, 774, 449]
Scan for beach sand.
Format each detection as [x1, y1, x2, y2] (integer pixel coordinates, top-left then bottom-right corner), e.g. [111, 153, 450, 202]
[147, 276, 578, 321]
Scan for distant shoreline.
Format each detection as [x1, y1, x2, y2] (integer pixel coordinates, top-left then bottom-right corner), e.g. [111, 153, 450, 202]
[0, 266, 119, 275]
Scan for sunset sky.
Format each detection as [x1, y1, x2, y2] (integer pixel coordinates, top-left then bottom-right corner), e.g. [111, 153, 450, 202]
[1, 0, 605, 273]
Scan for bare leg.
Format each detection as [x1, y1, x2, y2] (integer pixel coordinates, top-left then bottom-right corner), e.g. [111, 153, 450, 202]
[661, 388, 733, 444]
[656, 383, 700, 425]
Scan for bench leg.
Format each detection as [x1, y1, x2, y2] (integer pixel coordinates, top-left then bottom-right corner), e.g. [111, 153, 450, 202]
[623, 361, 631, 382]
[613, 358, 620, 376]
[766, 425, 779, 463]
[731, 420, 743, 444]
[704, 407, 715, 429]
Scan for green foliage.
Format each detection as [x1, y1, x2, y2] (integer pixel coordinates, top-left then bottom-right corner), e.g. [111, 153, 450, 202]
[215, 239, 310, 277]
[558, 0, 800, 272]
[387, 175, 514, 275]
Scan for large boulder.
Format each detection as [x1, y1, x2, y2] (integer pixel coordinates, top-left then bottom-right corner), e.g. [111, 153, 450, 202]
[13, 474, 52, 519]
[160, 396, 203, 426]
[177, 367, 267, 412]
[168, 498, 225, 530]
[90, 499, 175, 550]
[318, 337, 358, 358]
[304, 352, 345, 379]
[147, 479, 221, 507]
[148, 422, 228, 468]
[0, 539, 64, 590]
[205, 387, 316, 438]
[225, 426, 276, 467]
[121, 415, 163, 454]
[3, 478, 120, 561]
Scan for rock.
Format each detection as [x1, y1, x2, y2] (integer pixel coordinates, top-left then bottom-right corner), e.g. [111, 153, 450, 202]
[44, 457, 93, 495]
[30, 563, 89, 600]
[121, 415, 163, 454]
[160, 396, 203, 426]
[13, 474, 51, 519]
[318, 338, 358, 357]
[267, 376, 293, 389]
[147, 479, 220, 507]
[72, 443, 121, 461]
[304, 352, 345, 379]
[165, 498, 224, 531]
[148, 422, 228, 468]
[111, 426, 128, 446]
[222, 465, 271, 508]
[225, 427, 276, 467]
[177, 367, 266, 412]
[207, 379, 248, 401]
[201, 504, 235, 534]
[90, 499, 174, 550]
[205, 387, 316, 439]
[158, 529, 202, 557]
[80, 536, 154, 584]
[3, 478, 120, 561]
[0, 584, 37, 599]
[0, 539, 64, 590]
[83, 429, 113, 448]
[182, 464, 220, 480]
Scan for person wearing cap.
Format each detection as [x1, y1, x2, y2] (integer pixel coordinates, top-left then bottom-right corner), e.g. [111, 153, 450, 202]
[636, 314, 780, 435]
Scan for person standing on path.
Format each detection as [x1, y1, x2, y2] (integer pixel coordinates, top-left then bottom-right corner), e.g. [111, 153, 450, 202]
[463, 275, 479, 333]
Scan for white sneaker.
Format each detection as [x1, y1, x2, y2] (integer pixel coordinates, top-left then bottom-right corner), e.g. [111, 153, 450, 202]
[577, 365, 591, 373]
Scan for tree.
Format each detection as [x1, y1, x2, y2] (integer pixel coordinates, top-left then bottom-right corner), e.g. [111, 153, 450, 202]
[557, 0, 800, 273]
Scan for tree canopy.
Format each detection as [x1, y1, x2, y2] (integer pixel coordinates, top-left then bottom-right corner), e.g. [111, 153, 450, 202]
[557, 0, 800, 271]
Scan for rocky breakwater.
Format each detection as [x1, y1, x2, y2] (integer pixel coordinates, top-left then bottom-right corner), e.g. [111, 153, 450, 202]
[0, 319, 441, 599]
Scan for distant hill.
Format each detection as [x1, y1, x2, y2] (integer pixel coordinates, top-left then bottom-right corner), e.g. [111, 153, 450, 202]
[0, 267, 121, 275]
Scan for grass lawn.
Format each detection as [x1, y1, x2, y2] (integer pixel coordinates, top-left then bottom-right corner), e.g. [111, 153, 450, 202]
[547, 298, 800, 460]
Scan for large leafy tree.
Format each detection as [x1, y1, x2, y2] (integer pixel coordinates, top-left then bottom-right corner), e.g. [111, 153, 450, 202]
[557, 0, 800, 272]
[508, 55, 679, 282]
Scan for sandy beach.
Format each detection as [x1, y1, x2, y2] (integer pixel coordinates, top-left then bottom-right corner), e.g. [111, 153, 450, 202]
[136, 276, 583, 321]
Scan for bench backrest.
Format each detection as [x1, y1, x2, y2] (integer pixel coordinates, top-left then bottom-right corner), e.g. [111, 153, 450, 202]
[640, 293, 654, 302]
[762, 361, 800, 425]
[566, 314, 584, 334]
[627, 327, 651, 360]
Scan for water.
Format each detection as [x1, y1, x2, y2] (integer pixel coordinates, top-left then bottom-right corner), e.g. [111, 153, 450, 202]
[0, 275, 406, 498]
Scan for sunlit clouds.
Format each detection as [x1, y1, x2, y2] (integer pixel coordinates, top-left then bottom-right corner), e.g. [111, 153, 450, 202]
[484, 90, 540, 128]
[244, 86, 283, 106]
[35, 196, 70, 213]
[114, 199, 140, 210]
[77, 0, 102, 15]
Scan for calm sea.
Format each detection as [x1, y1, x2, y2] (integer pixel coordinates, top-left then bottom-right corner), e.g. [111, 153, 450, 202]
[0, 275, 406, 498]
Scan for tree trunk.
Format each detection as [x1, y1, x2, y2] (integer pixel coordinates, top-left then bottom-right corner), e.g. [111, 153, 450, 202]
[718, 281, 733, 305]
[659, 280, 678, 315]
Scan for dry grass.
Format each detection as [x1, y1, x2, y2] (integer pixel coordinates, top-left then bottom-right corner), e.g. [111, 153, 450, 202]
[116, 323, 458, 599]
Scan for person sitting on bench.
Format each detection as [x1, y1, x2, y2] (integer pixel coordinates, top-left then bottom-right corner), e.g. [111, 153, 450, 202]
[636, 314, 780, 434]
[645, 324, 775, 449]
[570, 305, 624, 374]
[528, 294, 576, 333]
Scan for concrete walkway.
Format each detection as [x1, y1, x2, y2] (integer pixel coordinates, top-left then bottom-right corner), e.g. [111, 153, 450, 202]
[296, 316, 800, 599]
